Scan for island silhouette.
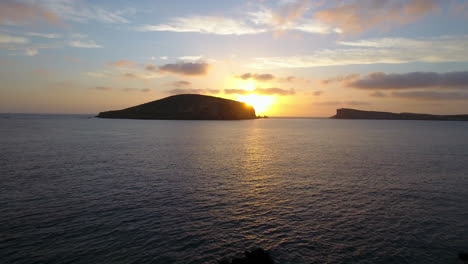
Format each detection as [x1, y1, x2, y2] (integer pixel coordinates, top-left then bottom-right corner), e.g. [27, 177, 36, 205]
[97, 94, 257, 120]
[332, 108, 468, 121]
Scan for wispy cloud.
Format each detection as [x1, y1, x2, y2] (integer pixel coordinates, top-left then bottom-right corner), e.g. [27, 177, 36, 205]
[393, 91, 468, 100]
[171, 80, 192, 88]
[25, 48, 38, 56]
[256, 87, 295, 95]
[0, 33, 29, 44]
[314, 0, 439, 34]
[139, 16, 266, 35]
[166, 88, 220, 95]
[159, 62, 210, 76]
[370, 91, 387, 98]
[122, 88, 150, 92]
[0, 0, 62, 25]
[122, 73, 138, 79]
[249, 7, 337, 35]
[238, 73, 275, 82]
[322, 74, 360, 84]
[178, 55, 203, 61]
[145, 64, 157, 71]
[69, 40, 102, 48]
[315, 100, 371, 106]
[139, 3, 336, 36]
[348, 71, 468, 90]
[450, 1, 468, 18]
[250, 35, 468, 69]
[90, 86, 150, 92]
[36, 0, 131, 24]
[91, 86, 112, 91]
[224, 87, 294, 96]
[109, 60, 136, 68]
[25, 32, 62, 39]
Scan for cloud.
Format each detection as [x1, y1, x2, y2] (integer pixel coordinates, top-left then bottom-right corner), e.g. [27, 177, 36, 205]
[322, 74, 360, 84]
[348, 71, 468, 90]
[313, 91, 323, 96]
[139, 6, 337, 36]
[171, 80, 192, 88]
[25, 32, 62, 39]
[315, 100, 371, 106]
[255, 87, 295, 95]
[122, 88, 150, 92]
[314, 0, 439, 34]
[166, 88, 220, 95]
[139, 16, 266, 35]
[69, 40, 102, 48]
[0, 33, 29, 44]
[122, 73, 138, 79]
[117, 71, 161, 80]
[91, 86, 112, 91]
[393, 91, 468, 101]
[70, 33, 87, 39]
[238, 73, 275, 82]
[25, 48, 38, 56]
[370, 91, 387, 98]
[145, 64, 157, 71]
[450, 1, 468, 18]
[248, 6, 336, 35]
[37, 0, 131, 24]
[109, 60, 136, 68]
[0, 0, 62, 25]
[249, 35, 468, 69]
[159, 62, 210, 76]
[90, 86, 150, 92]
[224, 87, 295, 96]
[178, 55, 203, 61]
[224, 89, 250, 95]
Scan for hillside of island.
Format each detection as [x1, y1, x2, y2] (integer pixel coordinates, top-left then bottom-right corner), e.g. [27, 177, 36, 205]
[97, 94, 257, 120]
[331, 108, 468, 121]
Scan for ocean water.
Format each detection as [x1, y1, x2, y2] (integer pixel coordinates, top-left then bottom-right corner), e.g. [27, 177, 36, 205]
[1, 114, 468, 264]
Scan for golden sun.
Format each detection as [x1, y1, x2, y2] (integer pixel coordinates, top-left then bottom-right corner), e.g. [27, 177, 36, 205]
[237, 94, 275, 115]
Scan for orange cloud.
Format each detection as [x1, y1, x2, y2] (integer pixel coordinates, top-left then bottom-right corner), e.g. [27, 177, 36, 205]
[166, 88, 219, 95]
[314, 0, 439, 33]
[237, 73, 275, 82]
[224, 87, 295, 96]
[109, 60, 136, 68]
[0, 1, 62, 26]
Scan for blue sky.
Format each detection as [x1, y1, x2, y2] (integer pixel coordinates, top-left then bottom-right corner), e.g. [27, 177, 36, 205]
[1, 0, 468, 116]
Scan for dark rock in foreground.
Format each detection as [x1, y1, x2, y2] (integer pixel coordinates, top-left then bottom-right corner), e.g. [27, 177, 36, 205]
[331, 108, 468, 121]
[218, 248, 274, 264]
[460, 252, 468, 261]
[97, 94, 257, 120]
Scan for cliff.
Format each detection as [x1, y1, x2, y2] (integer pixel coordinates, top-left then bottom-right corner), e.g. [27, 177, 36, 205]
[97, 94, 257, 120]
[331, 108, 468, 121]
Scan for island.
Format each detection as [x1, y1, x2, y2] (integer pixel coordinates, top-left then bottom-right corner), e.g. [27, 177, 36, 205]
[331, 108, 468, 121]
[97, 94, 257, 120]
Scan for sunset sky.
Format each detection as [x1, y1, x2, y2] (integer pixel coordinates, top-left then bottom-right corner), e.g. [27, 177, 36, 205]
[1, 0, 468, 116]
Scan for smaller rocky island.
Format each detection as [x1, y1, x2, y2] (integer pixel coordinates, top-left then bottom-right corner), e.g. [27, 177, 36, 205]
[97, 94, 257, 120]
[332, 108, 468, 121]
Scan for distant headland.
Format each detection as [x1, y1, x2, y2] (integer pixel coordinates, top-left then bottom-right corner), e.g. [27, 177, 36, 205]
[97, 94, 257, 120]
[331, 108, 468, 121]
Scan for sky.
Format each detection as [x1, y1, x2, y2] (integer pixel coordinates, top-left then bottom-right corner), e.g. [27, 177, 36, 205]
[1, 0, 468, 117]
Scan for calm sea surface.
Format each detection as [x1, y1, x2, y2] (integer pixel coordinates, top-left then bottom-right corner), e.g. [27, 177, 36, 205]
[1, 114, 468, 264]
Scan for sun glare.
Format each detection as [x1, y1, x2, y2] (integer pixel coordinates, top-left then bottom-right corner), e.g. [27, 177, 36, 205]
[241, 79, 256, 91]
[237, 94, 275, 115]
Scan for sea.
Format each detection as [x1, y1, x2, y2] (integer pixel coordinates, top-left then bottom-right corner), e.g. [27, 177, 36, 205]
[1, 114, 468, 264]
